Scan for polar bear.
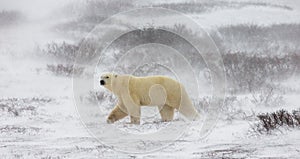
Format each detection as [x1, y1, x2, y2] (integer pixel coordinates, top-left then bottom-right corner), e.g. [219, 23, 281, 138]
[100, 73, 199, 124]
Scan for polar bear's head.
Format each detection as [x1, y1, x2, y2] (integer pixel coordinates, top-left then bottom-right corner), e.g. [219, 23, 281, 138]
[100, 73, 118, 91]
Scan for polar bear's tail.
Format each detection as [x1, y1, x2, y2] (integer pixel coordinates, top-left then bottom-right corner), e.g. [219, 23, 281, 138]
[178, 85, 200, 121]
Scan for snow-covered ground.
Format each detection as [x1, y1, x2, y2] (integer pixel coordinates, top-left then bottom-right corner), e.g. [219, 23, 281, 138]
[1, 0, 300, 158]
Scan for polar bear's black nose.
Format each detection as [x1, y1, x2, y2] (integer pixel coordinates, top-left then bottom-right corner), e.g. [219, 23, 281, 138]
[100, 80, 105, 85]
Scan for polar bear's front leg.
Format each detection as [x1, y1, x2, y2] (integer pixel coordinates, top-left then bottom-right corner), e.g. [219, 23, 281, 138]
[107, 104, 128, 124]
[128, 96, 141, 124]
[122, 93, 141, 124]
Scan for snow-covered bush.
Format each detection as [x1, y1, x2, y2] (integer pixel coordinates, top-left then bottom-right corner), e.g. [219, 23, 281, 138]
[0, 97, 53, 117]
[42, 40, 98, 63]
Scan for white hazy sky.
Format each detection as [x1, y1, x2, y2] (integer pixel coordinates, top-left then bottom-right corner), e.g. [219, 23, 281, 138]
[1, 0, 299, 18]
[0, 0, 76, 19]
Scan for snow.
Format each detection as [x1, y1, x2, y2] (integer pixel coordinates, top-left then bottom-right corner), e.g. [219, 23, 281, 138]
[190, 5, 300, 30]
[1, 0, 300, 158]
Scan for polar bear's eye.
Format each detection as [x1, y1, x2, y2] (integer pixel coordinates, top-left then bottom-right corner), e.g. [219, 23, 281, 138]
[105, 76, 109, 79]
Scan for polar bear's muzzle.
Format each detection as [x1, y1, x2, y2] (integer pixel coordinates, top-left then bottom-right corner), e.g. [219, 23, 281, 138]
[100, 80, 105, 85]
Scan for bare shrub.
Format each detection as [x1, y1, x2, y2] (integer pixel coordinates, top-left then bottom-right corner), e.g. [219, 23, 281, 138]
[193, 96, 211, 113]
[193, 96, 252, 121]
[250, 84, 285, 107]
[293, 109, 300, 125]
[253, 109, 300, 134]
[46, 64, 84, 77]
[221, 96, 247, 121]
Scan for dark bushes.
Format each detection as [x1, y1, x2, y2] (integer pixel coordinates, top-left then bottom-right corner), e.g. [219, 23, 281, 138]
[255, 109, 300, 133]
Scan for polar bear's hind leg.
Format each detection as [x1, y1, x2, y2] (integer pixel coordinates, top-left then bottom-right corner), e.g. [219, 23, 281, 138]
[158, 104, 175, 122]
[177, 87, 200, 121]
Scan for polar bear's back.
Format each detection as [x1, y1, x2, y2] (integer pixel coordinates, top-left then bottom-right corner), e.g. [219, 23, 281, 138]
[129, 75, 183, 107]
[133, 75, 181, 92]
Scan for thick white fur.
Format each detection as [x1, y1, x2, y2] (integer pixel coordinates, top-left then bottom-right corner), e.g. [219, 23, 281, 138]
[100, 73, 199, 124]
